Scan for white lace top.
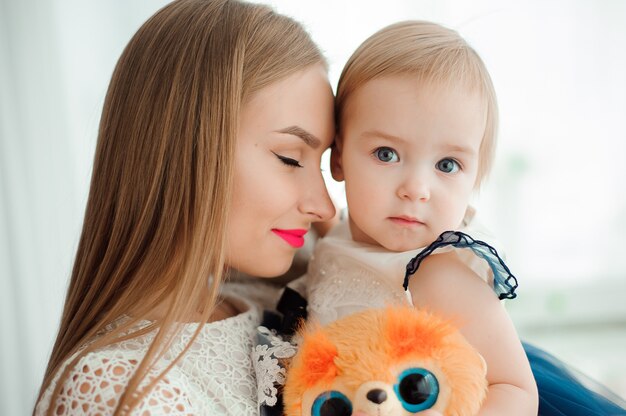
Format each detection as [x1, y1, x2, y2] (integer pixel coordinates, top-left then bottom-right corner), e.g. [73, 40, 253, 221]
[304, 209, 499, 326]
[36, 282, 281, 416]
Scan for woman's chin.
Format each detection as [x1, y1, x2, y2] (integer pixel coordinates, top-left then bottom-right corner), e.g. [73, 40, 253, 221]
[234, 257, 294, 279]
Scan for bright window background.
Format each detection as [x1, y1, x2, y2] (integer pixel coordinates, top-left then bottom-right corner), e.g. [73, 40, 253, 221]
[1, 0, 624, 413]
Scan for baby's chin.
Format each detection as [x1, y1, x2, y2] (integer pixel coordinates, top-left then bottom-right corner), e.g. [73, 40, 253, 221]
[349, 221, 439, 252]
[379, 236, 433, 253]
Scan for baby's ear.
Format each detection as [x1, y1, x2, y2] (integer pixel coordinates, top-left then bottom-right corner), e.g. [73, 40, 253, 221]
[330, 139, 344, 181]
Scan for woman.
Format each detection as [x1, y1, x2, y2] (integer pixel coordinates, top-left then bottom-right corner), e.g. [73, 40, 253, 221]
[35, 0, 335, 414]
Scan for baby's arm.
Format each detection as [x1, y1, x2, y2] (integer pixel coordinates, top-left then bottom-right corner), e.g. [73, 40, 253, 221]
[408, 252, 538, 415]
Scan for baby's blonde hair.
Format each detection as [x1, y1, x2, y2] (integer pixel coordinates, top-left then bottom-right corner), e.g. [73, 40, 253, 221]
[336, 21, 498, 186]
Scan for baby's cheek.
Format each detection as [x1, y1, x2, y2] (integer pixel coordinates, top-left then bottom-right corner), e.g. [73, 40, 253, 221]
[456, 202, 471, 225]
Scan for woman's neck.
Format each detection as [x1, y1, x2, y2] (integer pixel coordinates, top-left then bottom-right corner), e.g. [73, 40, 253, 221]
[130, 292, 241, 323]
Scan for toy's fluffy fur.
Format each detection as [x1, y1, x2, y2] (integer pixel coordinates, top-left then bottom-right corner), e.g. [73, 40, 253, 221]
[284, 306, 487, 416]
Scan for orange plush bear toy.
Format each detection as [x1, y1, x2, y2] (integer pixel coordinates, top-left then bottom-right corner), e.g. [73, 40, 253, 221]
[283, 306, 487, 416]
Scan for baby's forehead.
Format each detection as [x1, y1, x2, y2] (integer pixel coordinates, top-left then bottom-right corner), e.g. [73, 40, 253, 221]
[339, 75, 487, 122]
[351, 72, 483, 98]
[336, 77, 487, 158]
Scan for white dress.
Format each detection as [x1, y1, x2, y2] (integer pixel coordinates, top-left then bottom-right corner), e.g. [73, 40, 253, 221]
[36, 281, 283, 416]
[303, 209, 515, 326]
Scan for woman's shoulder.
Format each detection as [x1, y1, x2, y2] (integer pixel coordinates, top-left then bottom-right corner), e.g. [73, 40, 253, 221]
[36, 302, 262, 415]
[35, 339, 183, 415]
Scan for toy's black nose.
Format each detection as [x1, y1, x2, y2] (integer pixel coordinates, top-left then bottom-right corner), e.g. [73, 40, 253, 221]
[366, 388, 387, 404]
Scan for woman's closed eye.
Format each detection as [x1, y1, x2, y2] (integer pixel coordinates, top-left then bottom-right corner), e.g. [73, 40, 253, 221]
[373, 146, 399, 163]
[272, 151, 303, 168]
[436, 158, 461, 173]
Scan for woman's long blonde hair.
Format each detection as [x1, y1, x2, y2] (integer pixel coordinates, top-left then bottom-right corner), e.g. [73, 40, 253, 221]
[336, 21, 498, 186]
[38, 0, 325, 413]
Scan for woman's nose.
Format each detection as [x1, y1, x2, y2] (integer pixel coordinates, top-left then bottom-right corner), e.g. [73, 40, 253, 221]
[300, 173, 336, 222]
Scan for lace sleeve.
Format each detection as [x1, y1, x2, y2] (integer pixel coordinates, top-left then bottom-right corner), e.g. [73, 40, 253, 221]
[37, 351, 195, 415]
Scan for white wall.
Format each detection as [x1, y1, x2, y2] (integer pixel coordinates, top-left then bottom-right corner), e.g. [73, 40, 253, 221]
[1, 0, 624, 413]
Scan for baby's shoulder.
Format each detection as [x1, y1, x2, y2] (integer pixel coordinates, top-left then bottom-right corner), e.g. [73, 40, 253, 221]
[405, 229, 517, 301]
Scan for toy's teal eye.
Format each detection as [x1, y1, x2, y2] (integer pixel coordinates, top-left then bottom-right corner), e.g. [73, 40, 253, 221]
[394, 368, 439, 412]
[311, 391, 352, 416]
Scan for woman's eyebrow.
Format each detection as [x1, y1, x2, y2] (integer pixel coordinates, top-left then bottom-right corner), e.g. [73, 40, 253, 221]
[275, 125, 321, 148]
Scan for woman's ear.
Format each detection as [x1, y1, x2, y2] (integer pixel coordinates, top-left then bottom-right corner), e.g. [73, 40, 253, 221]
[330, 139, 344, 181]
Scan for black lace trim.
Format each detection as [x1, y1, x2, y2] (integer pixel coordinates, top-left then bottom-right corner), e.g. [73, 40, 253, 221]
[402, 231, 518, 300]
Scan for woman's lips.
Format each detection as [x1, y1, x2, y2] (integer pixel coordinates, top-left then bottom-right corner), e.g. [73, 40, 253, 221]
[271, 228, 307, 248]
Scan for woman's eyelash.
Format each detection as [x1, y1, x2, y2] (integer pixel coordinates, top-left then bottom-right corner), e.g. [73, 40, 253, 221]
[272, 151, 303, 168]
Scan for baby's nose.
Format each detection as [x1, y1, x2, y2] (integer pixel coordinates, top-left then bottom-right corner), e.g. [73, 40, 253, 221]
[397, 173, 431, 202]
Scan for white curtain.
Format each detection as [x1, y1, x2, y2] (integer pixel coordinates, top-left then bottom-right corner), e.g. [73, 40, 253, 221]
[1, 0, 625, 413]
[0, 1, 168, 413]
[1, 1, 74, 414]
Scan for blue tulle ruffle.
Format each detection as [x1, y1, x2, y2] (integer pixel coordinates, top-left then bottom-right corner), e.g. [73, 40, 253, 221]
[403, 230, 518, 300]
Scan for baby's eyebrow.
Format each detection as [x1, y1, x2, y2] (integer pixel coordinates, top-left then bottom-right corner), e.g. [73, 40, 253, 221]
[442, 144, 477, 156]
[360, 129, 405, 143]
[276, 126, 321, 149]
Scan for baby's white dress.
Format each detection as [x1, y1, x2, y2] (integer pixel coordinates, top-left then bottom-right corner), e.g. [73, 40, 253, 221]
[36, 281, 282, 416]
[303, 209, 516, 325]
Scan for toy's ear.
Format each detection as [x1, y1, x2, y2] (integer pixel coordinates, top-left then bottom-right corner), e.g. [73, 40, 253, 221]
[294, 327, 339, 387]
[284, 327, 339, 416]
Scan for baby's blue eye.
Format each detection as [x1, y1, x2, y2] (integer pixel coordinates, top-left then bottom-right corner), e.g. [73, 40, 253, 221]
[394, 368, 439, 413]
[436, 158, 459, 173]
[374, 147, 399, 163]
[312, 391, 352, 416]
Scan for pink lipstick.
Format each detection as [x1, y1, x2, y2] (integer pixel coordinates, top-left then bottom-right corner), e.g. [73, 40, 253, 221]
[272, 228, 307, 248]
